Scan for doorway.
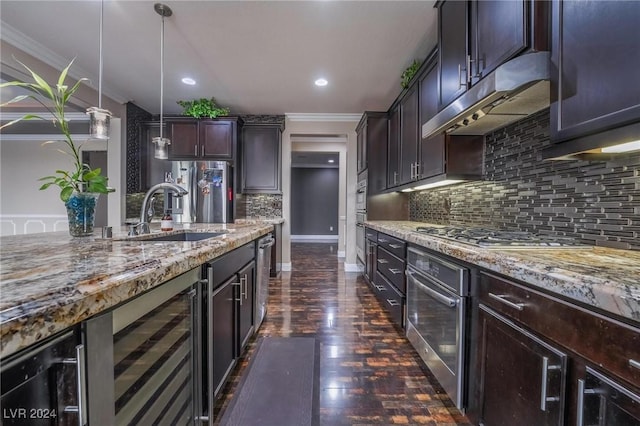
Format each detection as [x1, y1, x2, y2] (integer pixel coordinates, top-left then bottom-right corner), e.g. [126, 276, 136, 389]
[290, 151, 339, 242]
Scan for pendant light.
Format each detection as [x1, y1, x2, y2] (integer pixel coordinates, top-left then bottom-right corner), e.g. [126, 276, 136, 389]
[152, 3, 172, 159]
[86, 0, 112, 140]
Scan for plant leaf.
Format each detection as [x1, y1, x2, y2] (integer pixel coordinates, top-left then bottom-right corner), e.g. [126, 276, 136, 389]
[60, 186, 74, 202]
[57, 59, 75, 88]
[15, 58, 55, 100]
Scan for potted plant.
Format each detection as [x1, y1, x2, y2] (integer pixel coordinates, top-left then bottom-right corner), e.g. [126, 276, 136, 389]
[177, 97, 230, 118]
[1, 59, 111, 237]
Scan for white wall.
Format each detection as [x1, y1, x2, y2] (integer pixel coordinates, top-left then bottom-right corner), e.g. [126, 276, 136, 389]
[281, 116, 359, 271]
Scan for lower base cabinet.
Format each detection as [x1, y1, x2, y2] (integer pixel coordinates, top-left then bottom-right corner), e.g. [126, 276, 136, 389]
[476, 305, 566, 425]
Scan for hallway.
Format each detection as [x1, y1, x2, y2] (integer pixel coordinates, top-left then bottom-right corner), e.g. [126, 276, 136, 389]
[215, 243, 471, 425]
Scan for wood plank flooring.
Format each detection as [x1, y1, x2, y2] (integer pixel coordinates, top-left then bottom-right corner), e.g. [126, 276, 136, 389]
[214, 242, 471, 425]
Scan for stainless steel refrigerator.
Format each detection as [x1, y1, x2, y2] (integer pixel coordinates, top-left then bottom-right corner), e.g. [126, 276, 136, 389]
[165, 161, 234, 223]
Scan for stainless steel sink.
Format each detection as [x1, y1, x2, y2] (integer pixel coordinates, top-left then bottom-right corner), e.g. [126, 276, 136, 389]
[138, 231, 226, 242]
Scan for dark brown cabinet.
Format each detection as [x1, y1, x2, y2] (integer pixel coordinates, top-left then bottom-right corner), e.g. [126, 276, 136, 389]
[236, 261, 255, 353]
[549, 0, 640, 150]
[399, 85, 420, 185]
[211, 275, 236, 398]
[437, 0, 543, 110]
[421, 133, 483, 182]
[477, 305, 567, 426]
[240, 124, 282, 194]
[356, 112, 388, 195]
[166, 117, 241, 161]
[387, 105, 401, 188]
[418, 59, 442, 180]
[438, 0, 469, 109]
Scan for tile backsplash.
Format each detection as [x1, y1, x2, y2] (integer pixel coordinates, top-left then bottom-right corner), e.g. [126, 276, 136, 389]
[236, 193, 283, 219]
[409, 109, 640, 250]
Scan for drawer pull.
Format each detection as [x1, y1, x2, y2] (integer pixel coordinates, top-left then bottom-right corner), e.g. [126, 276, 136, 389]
[374, 285, 386, 292]
[386, 299, 400, 307]
[388, 268, 402, 275]
[388, 244, 403, 249]
[540, 356, 561, 411]
[630, 359, 640, 370]
[377, 259, 389, 264]
[378, 238, 388, 243]
[488, 292, 524, 311]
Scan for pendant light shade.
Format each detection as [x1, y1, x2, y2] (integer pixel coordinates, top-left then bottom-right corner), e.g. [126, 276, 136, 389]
[152, 3, 172, 159]
[87, 0, 112, 140]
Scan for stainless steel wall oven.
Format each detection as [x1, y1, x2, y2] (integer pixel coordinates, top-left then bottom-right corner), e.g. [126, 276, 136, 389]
[355, 177, 367, 269]
[405, 246, 471, 410]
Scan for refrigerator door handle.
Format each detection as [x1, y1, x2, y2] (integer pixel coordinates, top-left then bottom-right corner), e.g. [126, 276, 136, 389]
[190, 164, 197, 223]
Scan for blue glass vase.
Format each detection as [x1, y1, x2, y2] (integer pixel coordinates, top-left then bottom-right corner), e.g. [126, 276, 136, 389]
[65, 192, 99, 237]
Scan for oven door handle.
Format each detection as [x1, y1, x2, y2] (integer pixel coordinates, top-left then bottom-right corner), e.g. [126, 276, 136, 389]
[409, 274, 457, 308]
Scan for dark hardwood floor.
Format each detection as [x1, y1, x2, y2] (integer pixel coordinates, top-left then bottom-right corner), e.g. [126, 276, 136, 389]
[214, 242, 471, 425]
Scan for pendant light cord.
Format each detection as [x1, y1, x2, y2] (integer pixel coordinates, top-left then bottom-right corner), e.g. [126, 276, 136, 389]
[98, 0, 103, 109]
[159, 13, 165, 139]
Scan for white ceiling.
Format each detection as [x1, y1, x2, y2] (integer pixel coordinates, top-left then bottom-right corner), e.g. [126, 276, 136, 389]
[0, 1, 437, 116]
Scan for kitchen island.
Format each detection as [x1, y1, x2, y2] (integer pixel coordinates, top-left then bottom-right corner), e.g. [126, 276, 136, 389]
[0, 221, 274, 358]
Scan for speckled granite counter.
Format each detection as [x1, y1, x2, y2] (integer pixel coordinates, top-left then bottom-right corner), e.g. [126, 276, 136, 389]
[0, 222, 274, 358]
[366, 221, 640, 324]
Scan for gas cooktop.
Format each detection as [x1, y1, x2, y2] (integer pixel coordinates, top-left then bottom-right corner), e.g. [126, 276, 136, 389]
[415, 226, 588, 248]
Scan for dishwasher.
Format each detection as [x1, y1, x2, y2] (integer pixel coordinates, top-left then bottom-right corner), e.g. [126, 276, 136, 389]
[255, 233, 275, 329]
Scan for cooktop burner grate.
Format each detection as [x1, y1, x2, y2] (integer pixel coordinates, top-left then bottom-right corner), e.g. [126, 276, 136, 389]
[415, 226, 587, 248]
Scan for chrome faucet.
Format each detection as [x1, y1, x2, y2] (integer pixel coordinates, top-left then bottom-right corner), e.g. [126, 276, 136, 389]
[135, 182, 188, 234]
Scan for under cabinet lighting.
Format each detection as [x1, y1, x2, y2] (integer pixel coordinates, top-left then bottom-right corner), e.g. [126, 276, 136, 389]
[400, 179, 466, 193]
[601, 140, 640, 153]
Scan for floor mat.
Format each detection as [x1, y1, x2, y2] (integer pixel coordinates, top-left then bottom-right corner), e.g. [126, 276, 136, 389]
[218, 337, 319, 426]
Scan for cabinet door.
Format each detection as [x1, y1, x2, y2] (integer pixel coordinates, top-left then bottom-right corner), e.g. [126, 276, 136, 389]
[399, 86, 419, 185]
[241, 125, 281, 193]
[438, 0, 469, 109]
[366, 114, 388, 194]
[551, 1, 640, 142]
[200, 120, 234, 159]
[420, 134, 446, 179]
[168, 121, 199, 159]
[357, 122, 367, 174]
[472, 0, 527, 83]
[419, 63, 444, 180]
[477, 305, 566, 426]
[387, 106, 401, 188]
[237, 261, 255, 354]
[211, 276, 236, 398]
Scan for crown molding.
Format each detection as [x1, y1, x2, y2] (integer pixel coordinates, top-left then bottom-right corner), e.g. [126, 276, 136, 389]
[1, 21, 128, 104]
[285, 113, 362, 122]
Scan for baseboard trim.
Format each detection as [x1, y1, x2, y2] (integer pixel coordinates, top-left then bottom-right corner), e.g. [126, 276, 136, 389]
[344, 263, 362, 272]
[281, 263, 292, 272]
[291, 235, 339, 242]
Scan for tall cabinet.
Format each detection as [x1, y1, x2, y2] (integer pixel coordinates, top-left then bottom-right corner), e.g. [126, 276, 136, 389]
[240, 124, 282, 194]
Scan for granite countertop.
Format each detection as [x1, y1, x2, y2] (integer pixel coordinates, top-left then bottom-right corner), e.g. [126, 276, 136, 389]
[366, 221, 640, 324]
[0, 222, 274, 358]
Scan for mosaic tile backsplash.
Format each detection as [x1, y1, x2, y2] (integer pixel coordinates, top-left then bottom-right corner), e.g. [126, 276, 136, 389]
[409, 109, 640, 250]
[236, 194, 283, 218]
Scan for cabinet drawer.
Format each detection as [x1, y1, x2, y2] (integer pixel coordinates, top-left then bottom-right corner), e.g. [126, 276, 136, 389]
[209, 242, 256, 289]
[376, 233, 406, 259]
[376, 246, 405, 294]
[365, 228, 378, 242]
[480, 271, 640, 388]
[374, 271, 405, 329]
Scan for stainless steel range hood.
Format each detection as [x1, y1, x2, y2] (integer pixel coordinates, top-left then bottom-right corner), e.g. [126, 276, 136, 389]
[422, 51, 551, 139]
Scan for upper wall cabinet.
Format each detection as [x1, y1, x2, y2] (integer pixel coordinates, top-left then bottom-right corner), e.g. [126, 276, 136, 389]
[356, 112, 388, 195]
[437, 0, 546, 110]
[240, 124, 282, 194]
[166, 117, 242, 161]
[546, 0, 640, 157]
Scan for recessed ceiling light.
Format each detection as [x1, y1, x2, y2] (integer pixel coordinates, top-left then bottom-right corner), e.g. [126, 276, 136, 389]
[315, 78, 328, 87]
[328, 159, 335, 163]
[182, 77, 196, 85]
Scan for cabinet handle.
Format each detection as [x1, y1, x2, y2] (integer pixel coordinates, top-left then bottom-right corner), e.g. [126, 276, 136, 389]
[195, 145, 198, 157]
[458, 63, 467, 89]
[389, 244, 403, 249]
[576, 379, 585, 426]
[62, 345, 87, 426]
[243, 274, 248, 300]
[201, 145, 205, 157]
[377, 259, 389, 264]
[386, 299, 400, 307]
[393, 171, 398, 185]
[415, 163, 420, 179]
[388, 268, 402, 275]
[410, 163, 415, 180]
[488, 292, 525, 311]
[630, 359, 640, 370]
[540, 356, 561, 411]
[233, 280, 243, 305]
[466, 55, 473, 83]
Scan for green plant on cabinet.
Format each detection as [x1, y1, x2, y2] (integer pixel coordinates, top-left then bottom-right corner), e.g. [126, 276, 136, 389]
[177, 97, 230, 118]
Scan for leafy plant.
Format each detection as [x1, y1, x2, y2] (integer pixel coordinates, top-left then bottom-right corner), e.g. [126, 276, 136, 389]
[0, 59, 110, 202]
[177, 97, 230, 118]
[401, 59, 422, 89]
